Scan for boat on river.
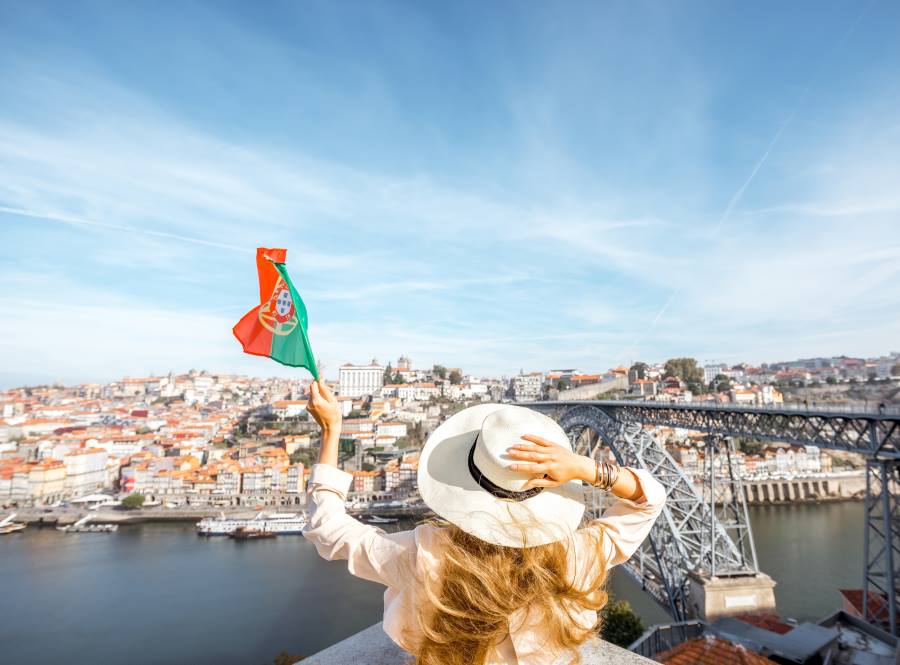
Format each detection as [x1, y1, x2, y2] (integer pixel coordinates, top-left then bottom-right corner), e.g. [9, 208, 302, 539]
[57, 515, 118, 533]
[364, 515, 398, 524]
[0, 513, 26, 534]
[196, 511, 306, 536]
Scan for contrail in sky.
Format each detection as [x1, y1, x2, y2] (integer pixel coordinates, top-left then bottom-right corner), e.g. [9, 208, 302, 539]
[0, 205, 253, 254]
[628, 0, 879, 357]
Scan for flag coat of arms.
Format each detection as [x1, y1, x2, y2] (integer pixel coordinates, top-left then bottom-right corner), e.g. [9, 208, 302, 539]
[232, 247, 319, 379]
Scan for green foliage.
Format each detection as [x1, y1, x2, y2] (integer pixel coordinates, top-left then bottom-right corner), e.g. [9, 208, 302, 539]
[735, 437, 765, 454]
[686, 380, 706, 395]
[449, 370, 462, 385]
[629, 362, 648, 379]
[267, 649, 304, 665]
[432, 365, 447, 379]
[121, 493, 145, 509]
[362, 462, 375, 472]
[383, 363, 393, 384]
[826, 376, 837, 384]
[391, 373, 406, 384]
[664, 357, 704, 384]
[711, 374, 732, 393]
[600, 598, 644, 648]
[290, 449, 317, 467]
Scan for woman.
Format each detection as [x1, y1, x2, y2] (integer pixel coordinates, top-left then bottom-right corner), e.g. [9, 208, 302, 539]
[303, 379, 666, 665]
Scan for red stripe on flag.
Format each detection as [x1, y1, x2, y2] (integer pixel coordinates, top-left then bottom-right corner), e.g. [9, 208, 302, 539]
[232, 307, 275, 357]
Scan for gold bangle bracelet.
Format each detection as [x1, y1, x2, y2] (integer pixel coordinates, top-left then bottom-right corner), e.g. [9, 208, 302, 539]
[592, 461, 621, 491]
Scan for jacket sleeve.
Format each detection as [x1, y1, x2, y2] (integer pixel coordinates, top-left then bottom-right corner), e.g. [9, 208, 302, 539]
[579, 467, 667, 569]
[302, 463, 416, 588]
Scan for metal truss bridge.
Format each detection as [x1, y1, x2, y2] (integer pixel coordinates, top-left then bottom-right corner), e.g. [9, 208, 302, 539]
[528, 400, 900, 632]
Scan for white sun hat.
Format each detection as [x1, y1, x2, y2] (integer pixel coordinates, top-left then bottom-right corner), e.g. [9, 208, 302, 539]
[417, 403, 586, 548]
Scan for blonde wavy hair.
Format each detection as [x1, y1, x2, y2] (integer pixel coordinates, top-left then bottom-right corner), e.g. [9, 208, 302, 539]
[412, 521, 609, 665]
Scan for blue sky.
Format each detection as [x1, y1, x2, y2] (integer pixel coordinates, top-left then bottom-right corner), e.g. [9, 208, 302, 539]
[1, 1, 899, 387]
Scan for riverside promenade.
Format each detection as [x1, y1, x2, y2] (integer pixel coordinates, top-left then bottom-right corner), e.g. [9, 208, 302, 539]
[302, 622, 655, 664]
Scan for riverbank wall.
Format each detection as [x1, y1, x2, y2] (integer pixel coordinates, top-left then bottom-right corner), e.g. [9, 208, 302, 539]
[742, 473, 865, 504]
[693, 473, 866, 506]
[13, 473, 865, 526]
[15, 503, 434, 526]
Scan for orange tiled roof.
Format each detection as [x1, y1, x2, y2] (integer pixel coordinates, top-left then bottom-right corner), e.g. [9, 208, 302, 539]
[840, 588, 892, 621]
[657, 636, 774, 664]
[735, 613, 794, 635]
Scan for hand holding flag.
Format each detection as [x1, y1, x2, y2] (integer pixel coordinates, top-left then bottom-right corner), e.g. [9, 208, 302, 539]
[232, 247, 319, 379]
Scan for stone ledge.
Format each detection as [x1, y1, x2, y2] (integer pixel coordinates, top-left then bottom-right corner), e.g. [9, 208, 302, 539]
[302, 622, 655, 664]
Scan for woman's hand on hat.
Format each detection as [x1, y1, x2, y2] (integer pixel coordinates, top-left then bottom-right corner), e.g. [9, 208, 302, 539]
[307, 379, 342, 434]
[507, 435, 596, 490]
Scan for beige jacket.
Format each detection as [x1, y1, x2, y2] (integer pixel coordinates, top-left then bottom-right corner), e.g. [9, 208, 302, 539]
[303, 463, 666, 664]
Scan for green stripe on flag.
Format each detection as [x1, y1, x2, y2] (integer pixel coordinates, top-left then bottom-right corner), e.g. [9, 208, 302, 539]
[270, 263, 318, 379]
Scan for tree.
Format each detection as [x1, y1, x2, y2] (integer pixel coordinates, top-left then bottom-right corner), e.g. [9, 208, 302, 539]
[432, 365, 447, 380]
[383, 363, 393, 384]
[629, 362, 648, 380]
[892, 364, 900, 377]
[600, 598, 644, 648]
[267, 650, 304, 665]
[711, 373, 731, 393]
[121, 493, 145, 509]
[664, 357, 703, 384]
[449, 370, 462, 385]
[391, 372, 406, 384]
[826, 376, 837, 385]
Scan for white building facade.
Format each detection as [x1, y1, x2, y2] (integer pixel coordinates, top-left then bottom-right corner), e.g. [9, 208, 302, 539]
[339, 362, 385, 398]
[512, 372, 543, 402]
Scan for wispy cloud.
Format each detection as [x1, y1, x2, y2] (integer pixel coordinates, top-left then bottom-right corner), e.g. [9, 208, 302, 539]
[1, 1, 898, 386]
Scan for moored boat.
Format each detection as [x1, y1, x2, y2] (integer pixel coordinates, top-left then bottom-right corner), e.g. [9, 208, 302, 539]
[57, 515, 118, 533]
[196, 511, 306, 536]
[364, 515, 398, 524]
[0, 513, 26, 534]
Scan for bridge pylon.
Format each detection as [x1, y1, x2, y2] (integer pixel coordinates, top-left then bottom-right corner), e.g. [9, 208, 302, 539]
[864, 457, 900, 634]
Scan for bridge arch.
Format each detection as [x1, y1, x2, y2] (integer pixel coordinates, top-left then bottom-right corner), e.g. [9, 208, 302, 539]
[532, 403, 759, 621]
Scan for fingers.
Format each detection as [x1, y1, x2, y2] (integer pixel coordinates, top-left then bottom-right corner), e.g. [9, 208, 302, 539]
[509, 462, 549, 474]
[317, 379, 335, 401]
[507, 448, 550, 462]
[509, 443, 546, 453]
[521, 434, 556, 447]
[522, 477, 563, 490]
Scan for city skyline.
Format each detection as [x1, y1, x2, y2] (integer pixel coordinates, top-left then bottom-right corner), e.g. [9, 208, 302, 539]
[1, 346, 896, 391]
[2, 2, 900, 387]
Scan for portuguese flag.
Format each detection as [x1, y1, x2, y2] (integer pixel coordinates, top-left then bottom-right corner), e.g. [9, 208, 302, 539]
[232, 247, 319, 379]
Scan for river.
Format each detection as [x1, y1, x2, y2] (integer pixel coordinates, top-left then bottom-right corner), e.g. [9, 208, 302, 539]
[0, 501, 864, 665]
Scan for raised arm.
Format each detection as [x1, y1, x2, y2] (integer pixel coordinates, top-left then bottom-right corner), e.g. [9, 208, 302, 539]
[507, 435, 666, 567]
[507, 434, 646, 502]
[307, 379, 341, 467]
[303, 379, 415, 587]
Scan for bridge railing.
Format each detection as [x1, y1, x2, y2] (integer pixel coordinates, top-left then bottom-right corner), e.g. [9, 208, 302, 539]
[628, 620, 707, 659]
[555, 398, 900, 417]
